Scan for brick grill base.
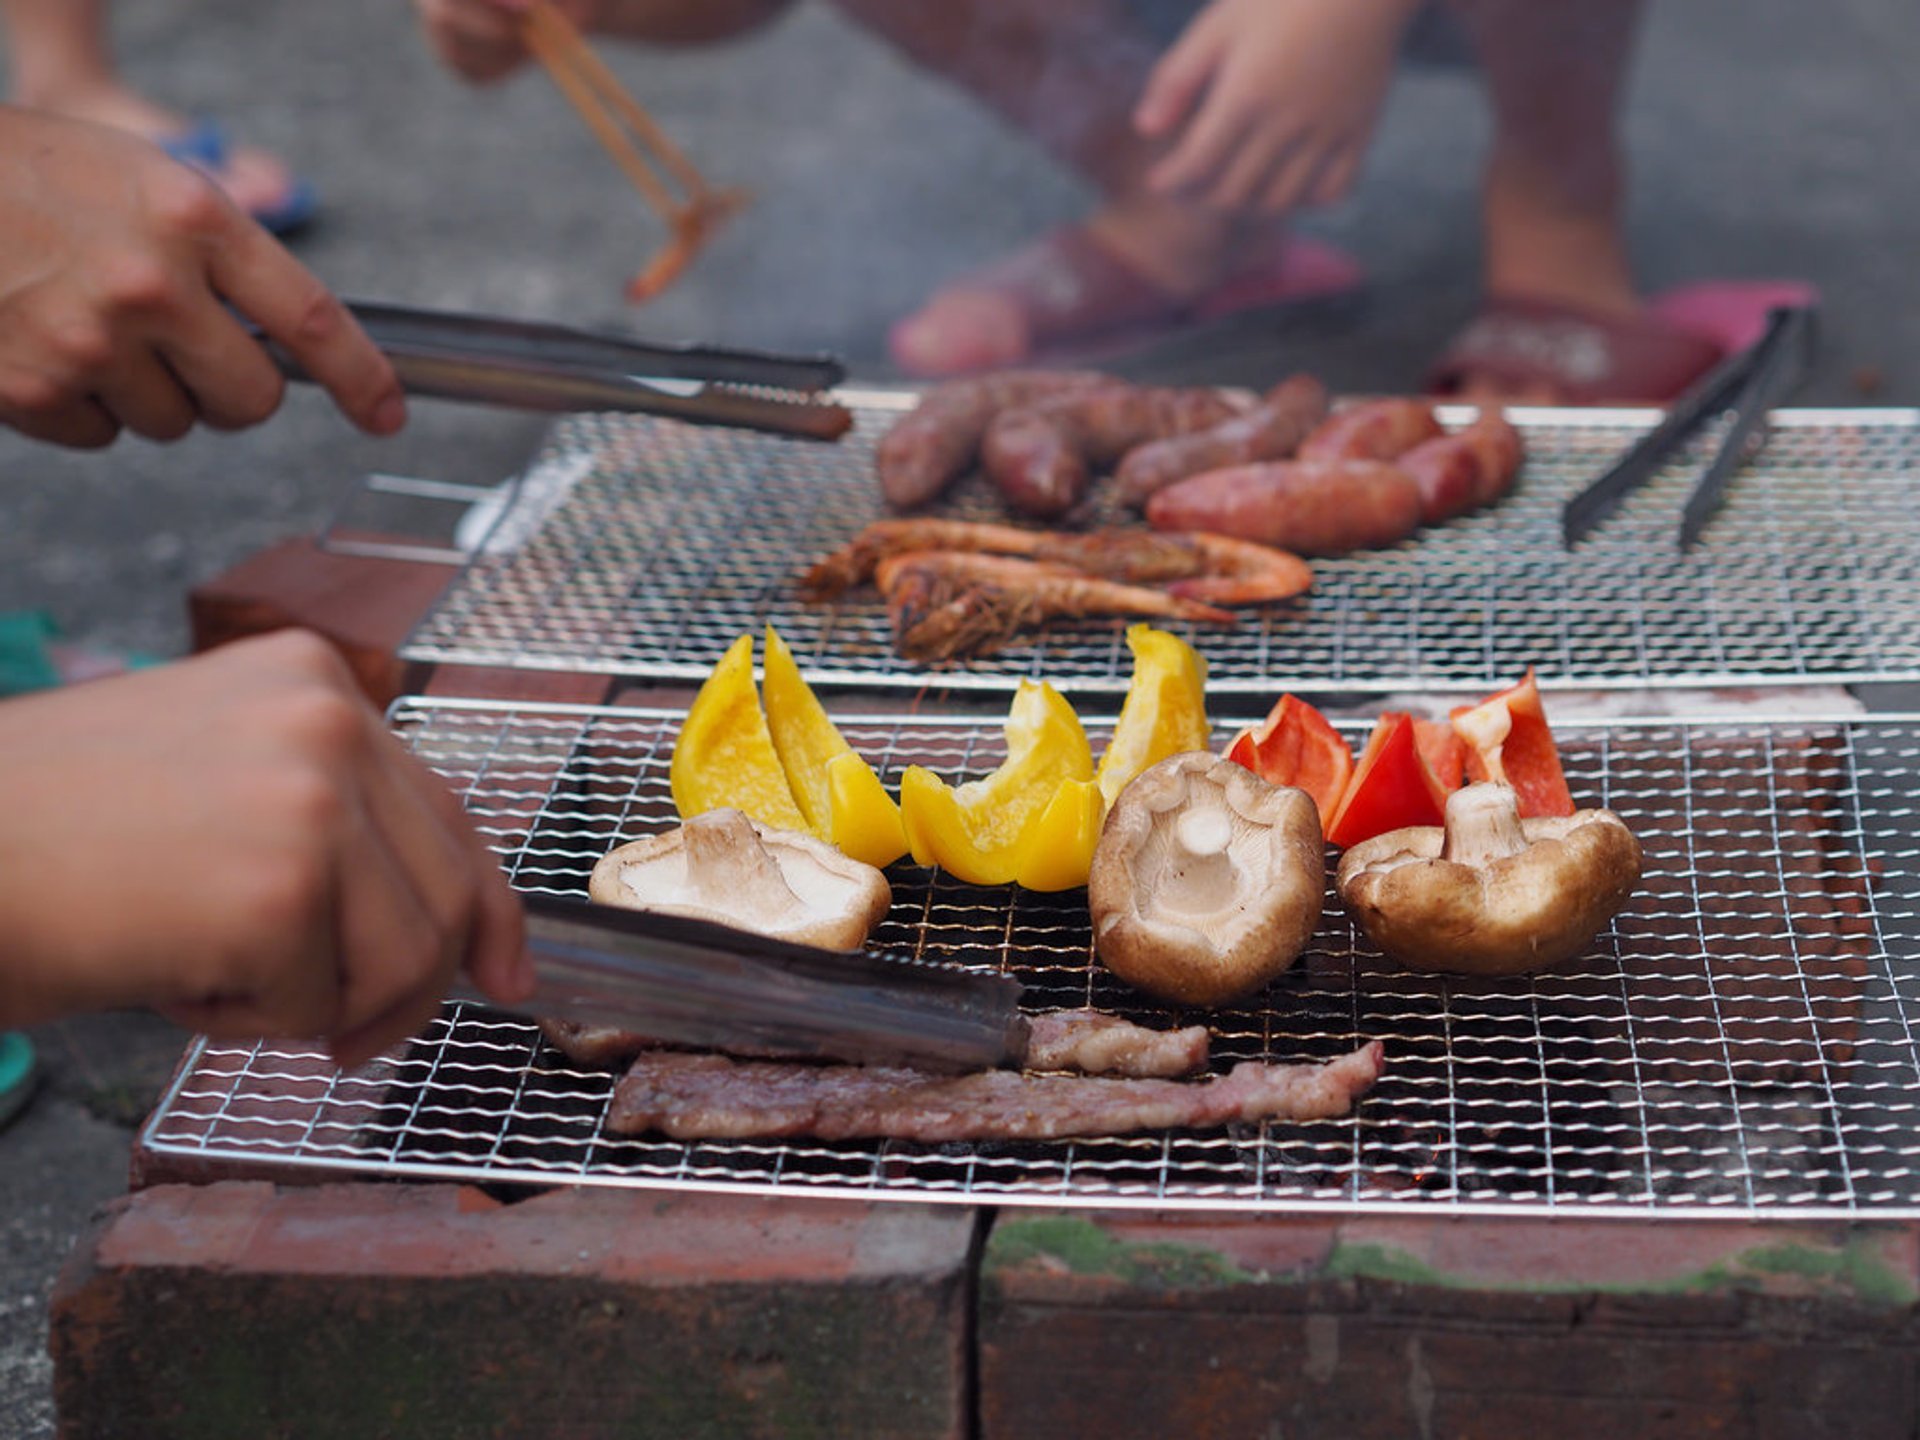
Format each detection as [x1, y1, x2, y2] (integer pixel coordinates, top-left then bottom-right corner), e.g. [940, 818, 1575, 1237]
[95, 524, 1920, 1438]
[50, 1183, 1920, 1439]
[50, 1183, 975, 1440]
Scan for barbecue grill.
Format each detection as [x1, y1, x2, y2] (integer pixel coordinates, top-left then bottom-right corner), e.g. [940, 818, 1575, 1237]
[394, 399, 1920, 695]
[98, 391, 1920, 1440]
[141, 702, 1920, 1219]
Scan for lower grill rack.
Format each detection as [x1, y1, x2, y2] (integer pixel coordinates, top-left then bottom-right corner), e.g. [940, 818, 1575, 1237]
[140, 701, 1920, 1217]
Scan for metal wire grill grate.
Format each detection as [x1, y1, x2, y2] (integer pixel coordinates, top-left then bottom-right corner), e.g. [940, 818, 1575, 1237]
[397, 398, 1920, 695]
[141, 699, 1920, 1216]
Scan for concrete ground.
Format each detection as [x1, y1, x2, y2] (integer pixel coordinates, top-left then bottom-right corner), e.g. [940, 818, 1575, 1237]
[2, 0, 1916, 1432]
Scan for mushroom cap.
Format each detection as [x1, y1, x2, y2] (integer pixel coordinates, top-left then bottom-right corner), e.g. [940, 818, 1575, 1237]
[1088, 751, 1324, 1007]
[588, 808, 891, 952]
[1335, 782, 1642, 976]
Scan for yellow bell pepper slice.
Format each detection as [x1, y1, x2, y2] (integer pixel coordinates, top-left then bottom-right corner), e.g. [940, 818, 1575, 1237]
[823, 751, 910, 869]
[899, 680, 1093, 886]
[759, 625, 908, 865]
[1094, 623, 1212, 808]
[1012, 778, 1106, 892]
[670, 632, 808, 832]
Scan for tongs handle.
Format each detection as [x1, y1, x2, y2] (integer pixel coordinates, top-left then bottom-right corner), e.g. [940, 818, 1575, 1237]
[258, 299, 854, 441]
[1676, 305, 1815, 550]
[1561, 349, 1753, 546]
[1561, 304, 1816, 548]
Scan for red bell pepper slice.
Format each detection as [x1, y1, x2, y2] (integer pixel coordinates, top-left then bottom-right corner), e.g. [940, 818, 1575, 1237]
[1224, 694, 1355, 832]
[1325, 711, 1452, 849]
[1449, 668, 1574, 818]
[1412, 717, 1467, 793]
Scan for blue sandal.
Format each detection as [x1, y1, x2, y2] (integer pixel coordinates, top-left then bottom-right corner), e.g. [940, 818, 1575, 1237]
[157, 118, 318, 237]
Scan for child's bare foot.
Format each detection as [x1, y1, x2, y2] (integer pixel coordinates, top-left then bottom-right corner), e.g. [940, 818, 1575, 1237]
[888, 204, 1362, 377]
[1428, 133, 1722, 406]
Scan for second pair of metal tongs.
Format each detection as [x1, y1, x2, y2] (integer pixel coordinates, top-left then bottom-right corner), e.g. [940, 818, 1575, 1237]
[266, 300, 853, 442]
[1561, 304, 1817, 550]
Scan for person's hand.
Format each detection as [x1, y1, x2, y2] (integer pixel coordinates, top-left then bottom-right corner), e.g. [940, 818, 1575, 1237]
[0, 106, 405, 449]
[413, 0, 596, 85]
[0, 630, 532, 1067]
[1133, 0, 1422, 215]
[414, 0, 795, 83]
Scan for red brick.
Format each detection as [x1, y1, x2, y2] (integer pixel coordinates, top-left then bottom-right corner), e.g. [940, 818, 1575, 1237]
[979, 1209, 1920, 1440]
[52, 1182, 978, 1440]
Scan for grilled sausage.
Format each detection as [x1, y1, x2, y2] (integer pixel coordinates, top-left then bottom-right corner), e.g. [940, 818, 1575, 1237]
[1145, 460, 1423, 556]
[981, 383, 1245, 518]
[1297, 398, 1443, 463]
[875, 370, 1105, 509]
[1113, 373, 1331, 509]
[1398, 414, 1526, 523]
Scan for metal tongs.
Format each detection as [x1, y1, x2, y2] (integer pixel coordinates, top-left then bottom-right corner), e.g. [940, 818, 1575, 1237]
[264, 300, 854, 442]
[460, 895, 1033, 1074]
[1561, 304, 1817, 550]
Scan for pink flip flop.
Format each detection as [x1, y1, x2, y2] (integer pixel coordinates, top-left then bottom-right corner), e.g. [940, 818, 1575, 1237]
[888, 226, 1365, 378]
[1428, 279, 1821, 405]
[1644, 279, 1821, 356]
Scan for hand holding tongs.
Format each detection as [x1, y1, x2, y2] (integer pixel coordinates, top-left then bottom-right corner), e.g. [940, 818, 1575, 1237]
[261, 299, 853, 442]
[1561, 304, 1817, 550]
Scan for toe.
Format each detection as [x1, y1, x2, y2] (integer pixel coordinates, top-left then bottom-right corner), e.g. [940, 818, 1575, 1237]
[888, 294, 1032, 378]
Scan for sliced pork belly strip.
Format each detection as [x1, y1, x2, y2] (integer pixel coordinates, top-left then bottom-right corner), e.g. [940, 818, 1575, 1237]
[607, 1041, 1385, 1143]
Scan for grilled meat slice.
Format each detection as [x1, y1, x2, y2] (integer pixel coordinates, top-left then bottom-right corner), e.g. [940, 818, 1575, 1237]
[607, 1040, 1384, 1142]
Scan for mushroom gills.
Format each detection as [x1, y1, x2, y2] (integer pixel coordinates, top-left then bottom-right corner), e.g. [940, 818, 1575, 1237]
[1132, 786, 1271, 941]
[1088, 752, 1324, 1008]
[591, 807, 892, 952]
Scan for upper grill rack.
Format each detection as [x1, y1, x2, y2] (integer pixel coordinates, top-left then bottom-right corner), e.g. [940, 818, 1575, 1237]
[141, 698, 1920, 1218]
[397, 398, 1920, 695]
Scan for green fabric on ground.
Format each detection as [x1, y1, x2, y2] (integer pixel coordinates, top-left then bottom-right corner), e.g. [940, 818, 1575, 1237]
[0, 1031, 38, 1129]
[0, 610, 61, 695]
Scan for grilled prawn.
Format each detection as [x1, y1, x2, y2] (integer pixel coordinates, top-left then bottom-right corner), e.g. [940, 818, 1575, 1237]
[804, 518, 1313, 606]
[873, 551, 1235, 663]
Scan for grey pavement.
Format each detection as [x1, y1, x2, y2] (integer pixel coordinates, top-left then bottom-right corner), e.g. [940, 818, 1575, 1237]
[3, 0, 1919, 1432]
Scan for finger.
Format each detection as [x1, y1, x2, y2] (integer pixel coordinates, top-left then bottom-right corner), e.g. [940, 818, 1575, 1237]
[156, 896, 339, 1044]
[0, 322, 125, 446]
[90, 353, 200, 442]
[204, 224, 406, 437]
[329, 801, 462, 1060]
[1133, 25, 1219, 139]
[434, 35, 526, 86]
[155, 304, 288, 432]
[339, 721, 478, 1024]
[159, 997, 282, 1041]
[359, 730, 484, 956]
[0, 394, 121, 448]
[159, 990, 331, 1047]
[1267, 147, 1328, 218]
[363, 724, 533, 1005]
[1306, 150, 1364, 209]
[327, 984, 446, 1070]
[421, 0, 532, 82]
[464, 857, 531, 1005]
[1147, 95, 1252, 199]
[1213, 124, 1300, 212]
